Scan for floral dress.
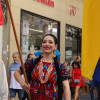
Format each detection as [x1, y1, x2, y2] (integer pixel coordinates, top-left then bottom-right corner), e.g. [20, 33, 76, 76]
[24, 58, 69, 100]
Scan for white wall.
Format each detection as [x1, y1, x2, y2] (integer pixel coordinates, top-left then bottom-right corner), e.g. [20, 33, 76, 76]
[0, 26, 3, 58]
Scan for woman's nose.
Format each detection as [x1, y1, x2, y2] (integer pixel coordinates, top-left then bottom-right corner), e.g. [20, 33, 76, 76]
[45, 42, 49, 45]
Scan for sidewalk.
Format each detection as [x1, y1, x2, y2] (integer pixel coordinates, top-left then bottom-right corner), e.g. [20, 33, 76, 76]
[62, 93, 91, 100]
[14, 93, 91, 100]
[79, 93, 90, 100]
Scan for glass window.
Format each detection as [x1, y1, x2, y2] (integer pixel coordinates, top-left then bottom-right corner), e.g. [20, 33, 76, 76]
[65, 24, 82, 63]
[20, 10, 60, 62]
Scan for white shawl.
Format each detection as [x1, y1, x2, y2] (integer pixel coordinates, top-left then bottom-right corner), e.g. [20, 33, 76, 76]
[0, 58, 8, 100]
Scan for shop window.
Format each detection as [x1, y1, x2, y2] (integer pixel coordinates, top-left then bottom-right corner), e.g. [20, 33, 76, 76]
[65, 24, 82, 63]
[20, 10, 60, 62]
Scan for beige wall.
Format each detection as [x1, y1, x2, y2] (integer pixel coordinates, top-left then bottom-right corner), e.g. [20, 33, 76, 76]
[9, 0, 83, 64]
[0, 26, 3, 57]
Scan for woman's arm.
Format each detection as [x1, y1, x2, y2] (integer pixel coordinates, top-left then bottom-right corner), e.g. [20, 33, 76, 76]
[14, 68, 30, 93]
[62, 79, 71, 100]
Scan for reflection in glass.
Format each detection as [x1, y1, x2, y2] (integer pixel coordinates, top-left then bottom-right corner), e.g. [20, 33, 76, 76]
[65, 24, 82, 63]
[20, 11, 58, 62]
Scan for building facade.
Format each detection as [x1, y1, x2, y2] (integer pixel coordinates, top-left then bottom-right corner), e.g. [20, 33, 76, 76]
[5, 0, 83, 65]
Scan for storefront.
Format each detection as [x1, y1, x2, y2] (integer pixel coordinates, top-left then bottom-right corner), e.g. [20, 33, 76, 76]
[9, 0, 83, 64]
[65, 24, 82, 63]
[20, 10, 60, 62]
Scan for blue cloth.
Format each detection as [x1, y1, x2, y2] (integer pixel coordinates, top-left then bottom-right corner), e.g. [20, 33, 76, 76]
[90, 80, 100, 100]
[93, 58, 100, 83]
[34, 51, 42, 57]
[9, 63, 21, 74]
[34, 49, 61, 61]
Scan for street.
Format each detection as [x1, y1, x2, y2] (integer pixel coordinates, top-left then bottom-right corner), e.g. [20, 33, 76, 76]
[63, 93, 91, 100]
[78, 93, 90, 100]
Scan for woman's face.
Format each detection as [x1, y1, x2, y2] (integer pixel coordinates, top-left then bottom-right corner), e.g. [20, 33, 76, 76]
[73, 64, 78, 68]
[42, 36, 57, 54]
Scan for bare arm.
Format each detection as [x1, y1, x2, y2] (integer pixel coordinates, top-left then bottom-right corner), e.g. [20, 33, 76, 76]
[14, 68, 30, 93]
[63, 79, 71, 100]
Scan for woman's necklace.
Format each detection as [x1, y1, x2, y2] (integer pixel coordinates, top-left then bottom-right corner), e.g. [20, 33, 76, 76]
[38, 59, 53, 83]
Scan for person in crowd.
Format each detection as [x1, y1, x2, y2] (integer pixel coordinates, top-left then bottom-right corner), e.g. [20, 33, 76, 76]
[14, 34, 71, 100]
[90, 80, 100, 100]
[69, 56, 78, 98]
[77, 56, 81, 65]
[26, 53, 35, 61]
[84, 78, 90, 93]
[70, 55, 78, 70]
[70, 61, 84, 100]
[0, 58, 8, 100]
[63, 61, 69, 71]
[8, 52, 24, 100]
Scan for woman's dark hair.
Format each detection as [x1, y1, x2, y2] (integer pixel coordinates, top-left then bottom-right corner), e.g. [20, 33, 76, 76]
[42, 34, 57, 45]
[72, 61, 80, 68]
[53, 57, 63, 100]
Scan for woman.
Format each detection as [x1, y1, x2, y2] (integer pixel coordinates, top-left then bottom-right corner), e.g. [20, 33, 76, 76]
[14, 34, 71, 100]
[70, 61, 84, 100]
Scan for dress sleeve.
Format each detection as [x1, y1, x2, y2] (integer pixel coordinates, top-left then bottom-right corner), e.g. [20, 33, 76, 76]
[58, 61, 70, 81]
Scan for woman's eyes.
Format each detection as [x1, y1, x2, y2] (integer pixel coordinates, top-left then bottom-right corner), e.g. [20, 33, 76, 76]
[42, 41, 53, 44]
[42, 41, 46, 43]
[49, 41, 53, 44]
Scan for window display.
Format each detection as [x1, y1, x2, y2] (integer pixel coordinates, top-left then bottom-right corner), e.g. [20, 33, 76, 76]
[20, 10, 59, 62]
[65, 24, 82, 63]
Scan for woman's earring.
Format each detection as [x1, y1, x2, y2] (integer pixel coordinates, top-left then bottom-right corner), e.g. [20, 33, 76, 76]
[53, 50, 56, 58]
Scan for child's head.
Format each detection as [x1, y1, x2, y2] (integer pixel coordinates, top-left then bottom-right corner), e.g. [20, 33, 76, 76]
[63, 62, 69, 70]
[72, 61, 80, 68]
[64, 62, 69, 66]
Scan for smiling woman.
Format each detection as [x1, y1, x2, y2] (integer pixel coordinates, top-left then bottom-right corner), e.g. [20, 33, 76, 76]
[42, 35, 57, 54]
[14, 34, 71, 100]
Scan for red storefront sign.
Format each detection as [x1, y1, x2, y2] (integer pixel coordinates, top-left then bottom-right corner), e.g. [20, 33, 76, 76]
[37, 0, 54, 7]
[70, 5, 77, 16]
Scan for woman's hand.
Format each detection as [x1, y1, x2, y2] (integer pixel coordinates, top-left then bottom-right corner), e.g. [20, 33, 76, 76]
[14, 68, 30, 94]
[20, 81, 30, 94]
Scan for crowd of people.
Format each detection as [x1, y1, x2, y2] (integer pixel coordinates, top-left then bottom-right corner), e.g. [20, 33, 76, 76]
[0, 34, 100, 100]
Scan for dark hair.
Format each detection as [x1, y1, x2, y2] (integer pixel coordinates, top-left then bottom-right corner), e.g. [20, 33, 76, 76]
[42, 34, 58, 45]
[53, 57, 63, 100]
[72, 61, 80, 68]
[27, 54, 33, 59]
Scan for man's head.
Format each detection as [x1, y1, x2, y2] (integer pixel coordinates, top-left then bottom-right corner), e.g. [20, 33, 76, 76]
[12, 52, 20, 64]
[73, 55, 78, 61]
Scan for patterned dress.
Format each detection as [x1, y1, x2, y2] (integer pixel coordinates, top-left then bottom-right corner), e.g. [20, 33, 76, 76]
[24, 58, 69, 100]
